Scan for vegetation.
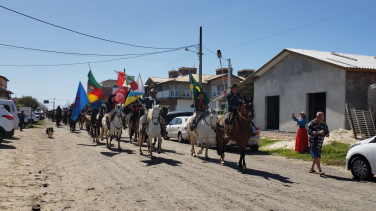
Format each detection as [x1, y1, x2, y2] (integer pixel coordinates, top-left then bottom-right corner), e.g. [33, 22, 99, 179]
[259, 138, 282, 148]
[36, 120, 44, 125]
[16, 96, 39, 110]
[266, 141, 350, 167]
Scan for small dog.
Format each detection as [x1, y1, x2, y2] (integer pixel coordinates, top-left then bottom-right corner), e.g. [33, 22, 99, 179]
[45, 127, 54, 138]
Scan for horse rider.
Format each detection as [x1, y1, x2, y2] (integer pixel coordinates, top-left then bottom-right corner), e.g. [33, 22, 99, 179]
[105, 94, 118, 128]
[56, 106, 62, 116]
[223, 84, 243, 140]
[190, 91, 209, 131]
[139, 88, 168, 136]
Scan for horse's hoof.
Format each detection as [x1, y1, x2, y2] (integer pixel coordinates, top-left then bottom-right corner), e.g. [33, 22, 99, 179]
[205, 157, 210, 160]
[221, 161, 225, 166]
[243, 168, 248, 173]
[140, 152, 143, 155]
[118, 148, 121, 150]
[158, 151, 161, 154]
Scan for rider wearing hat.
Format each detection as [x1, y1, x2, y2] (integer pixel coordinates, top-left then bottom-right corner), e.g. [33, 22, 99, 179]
[139, 88, 168, 136]
[223, 84, 243, 139]
[106, 93, 118, 128]
[190, 91, 209, 131]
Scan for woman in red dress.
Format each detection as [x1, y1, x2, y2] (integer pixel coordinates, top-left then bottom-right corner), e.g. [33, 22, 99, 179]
[292, 111, 309, 153]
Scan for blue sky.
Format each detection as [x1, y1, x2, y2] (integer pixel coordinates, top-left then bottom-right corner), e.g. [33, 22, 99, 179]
[1, 0, 375, 108]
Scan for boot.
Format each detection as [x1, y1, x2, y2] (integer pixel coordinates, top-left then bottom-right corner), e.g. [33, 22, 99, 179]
[162, 126, 168, 136]
[224, 124, 230, 140]
[190, 120, 196, 131]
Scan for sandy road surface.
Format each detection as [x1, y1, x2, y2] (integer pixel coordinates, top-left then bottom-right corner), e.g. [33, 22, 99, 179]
[1, 120, 376, 211]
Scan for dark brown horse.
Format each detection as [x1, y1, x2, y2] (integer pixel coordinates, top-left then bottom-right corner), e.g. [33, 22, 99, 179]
[215, 96, 255, 172]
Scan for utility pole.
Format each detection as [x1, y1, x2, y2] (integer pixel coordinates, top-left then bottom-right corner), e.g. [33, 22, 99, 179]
[124, 68, 125, 73]
[53, 98, 55, 110]
[199, 26, 202, 88]
[227, 59, 231, 90]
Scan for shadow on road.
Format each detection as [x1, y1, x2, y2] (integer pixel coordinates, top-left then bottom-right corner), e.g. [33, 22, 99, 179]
[108, 147, 134, 154]
[1, 140, 13, 144]
[9, 137, 20, 140]
[196, 156, 294, 184]
[100, 152, 119, 157]
[324, 175, 376, 183]
[141, 157, 182, 167]
[0, 144, 16, 149]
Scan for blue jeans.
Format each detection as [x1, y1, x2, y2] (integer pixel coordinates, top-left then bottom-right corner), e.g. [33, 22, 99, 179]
[309, 146, 321, 158]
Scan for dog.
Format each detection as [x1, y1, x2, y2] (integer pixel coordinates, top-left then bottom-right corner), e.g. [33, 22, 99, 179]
[45, 127, 54, 138]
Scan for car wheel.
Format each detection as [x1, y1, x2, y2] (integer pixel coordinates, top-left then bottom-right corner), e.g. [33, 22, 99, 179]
[163, 135, 170, 140]
[351, 156, 374, 180]
[249, 145, 259, 152]
[178, 132, 184, 143]
[0, 132, 3, 144]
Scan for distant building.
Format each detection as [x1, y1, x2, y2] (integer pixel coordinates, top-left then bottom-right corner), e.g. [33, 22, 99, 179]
[0, 76, 13, 99]
[239, 48, 376, 132]
[145, 67, 245, 111]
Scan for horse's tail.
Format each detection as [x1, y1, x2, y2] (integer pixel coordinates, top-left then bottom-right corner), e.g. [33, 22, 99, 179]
[216, 136, 220, 156]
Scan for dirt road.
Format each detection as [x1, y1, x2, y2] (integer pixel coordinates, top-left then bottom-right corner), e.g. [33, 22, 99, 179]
[1, 120, 376, 211]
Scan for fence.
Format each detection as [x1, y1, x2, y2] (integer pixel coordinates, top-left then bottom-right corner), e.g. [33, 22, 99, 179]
[346, 103, 376, 139]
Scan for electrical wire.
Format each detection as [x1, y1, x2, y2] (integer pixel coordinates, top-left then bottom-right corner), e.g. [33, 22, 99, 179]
[223, 3, 376, 50]
[0, 43, 199, 57]
[0, 5, 196, 50]
[0, 48, 183, 67]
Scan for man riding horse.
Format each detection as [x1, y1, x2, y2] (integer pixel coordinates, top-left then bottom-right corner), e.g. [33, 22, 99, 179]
[223, 84, 243, 140]
[139, 88, 168, 136]
[190, 91, 209, 131]
[106, 94, 118, 128]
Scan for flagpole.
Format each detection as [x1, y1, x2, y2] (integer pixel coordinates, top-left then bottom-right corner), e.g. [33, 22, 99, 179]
[189, 68, 196, 112]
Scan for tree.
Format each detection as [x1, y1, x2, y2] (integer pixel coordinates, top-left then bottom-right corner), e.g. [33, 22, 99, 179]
[38, 102, 48, 111]
[17, 96, 39, 111]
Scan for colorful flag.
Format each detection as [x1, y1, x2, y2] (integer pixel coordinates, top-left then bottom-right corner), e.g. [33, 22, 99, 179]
[113, 87, 128, 104]
[72, 82, 89, 121]
[87, 70, 104, 103]
[90, 100, 103, 109]
[189, 73, 210, 104]
[116, 71, 138, 90]
[124, 75, 145, 107]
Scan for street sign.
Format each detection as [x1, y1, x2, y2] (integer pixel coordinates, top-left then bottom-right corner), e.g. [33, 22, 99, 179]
[44, 100, 49, 104]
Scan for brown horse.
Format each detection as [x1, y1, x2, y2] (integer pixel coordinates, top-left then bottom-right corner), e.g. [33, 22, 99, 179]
[215, 96, 255, 172]
[78, 113, 85, 130]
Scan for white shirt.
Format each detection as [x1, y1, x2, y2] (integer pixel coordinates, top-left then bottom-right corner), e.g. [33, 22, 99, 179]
[149, 96, 157, 105]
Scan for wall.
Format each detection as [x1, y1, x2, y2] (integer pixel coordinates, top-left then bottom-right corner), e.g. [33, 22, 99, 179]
[176, 99, 216, 112]
[253, 53, 347, 132]
[0, 78, 7, 89]
[368, 85, 376, 125]
[346, 71, 376, 110]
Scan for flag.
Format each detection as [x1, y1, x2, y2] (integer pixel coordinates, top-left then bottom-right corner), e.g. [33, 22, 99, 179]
[124, 75, 145, 107]
[116, 71, 138, 90]
[72, 82, 89, 121]
[189, 73, 210, 104]
[113, 87, 128, 104]
[90, 100, 103, 109]
[87, 70, 104, 103]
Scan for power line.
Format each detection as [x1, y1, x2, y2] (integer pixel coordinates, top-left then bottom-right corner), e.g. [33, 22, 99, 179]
[0, 43, 199, 57]
[0, 48, 185, 67]
[0, 5, 196, 50]
[223, 3, 376, 50]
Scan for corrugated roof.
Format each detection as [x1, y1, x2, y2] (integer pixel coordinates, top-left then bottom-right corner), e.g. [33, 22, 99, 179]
[287, 48, 376, 70]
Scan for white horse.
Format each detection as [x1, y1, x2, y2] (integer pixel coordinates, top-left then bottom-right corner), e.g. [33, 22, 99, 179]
[138, 105, 163, 158]
[105, 105, 123, 150]
[187, 108, 219, 160]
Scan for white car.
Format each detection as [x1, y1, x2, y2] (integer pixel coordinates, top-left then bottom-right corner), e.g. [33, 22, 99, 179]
[346, 136, 376, 180]
[0, 100, 19, 129]
[195, 119, 261, 152]
[165, 116, 190, 143]
[0, 105, 15, 143]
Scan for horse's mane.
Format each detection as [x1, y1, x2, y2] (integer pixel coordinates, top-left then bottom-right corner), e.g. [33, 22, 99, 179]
[146, 108, 154, 123]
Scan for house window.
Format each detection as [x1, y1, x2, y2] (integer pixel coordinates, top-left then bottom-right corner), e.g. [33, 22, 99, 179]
[181, 90, 186, 97]
[113, 85, 117, 88]
[170, 89, 180, 97]
[170, 90, 175, 97]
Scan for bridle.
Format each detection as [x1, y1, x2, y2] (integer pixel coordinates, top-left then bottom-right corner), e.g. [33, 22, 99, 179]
[202, 109, 216, 130]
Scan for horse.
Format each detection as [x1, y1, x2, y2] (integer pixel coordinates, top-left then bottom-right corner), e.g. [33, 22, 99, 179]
[90, 109, 99, 142]
[55, 110, 62, 127]
[128, 107, 144, 144]
[138, 105, 164, 158]
[215, 96, 255, 172]
[152, 106, 169, 147]
[106, 105, 123, 150]
[68, 112, 77, 132]
[93, 106, 105, 143]
[63, 112, 68, 125]
[85, 115, 91, 135]
[78, 113, 85, 130]
[187, 108, 219, 160]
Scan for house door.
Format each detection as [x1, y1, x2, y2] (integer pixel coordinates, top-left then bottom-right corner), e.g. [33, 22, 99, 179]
[266, 96, 279, 130]
[308, 92, 326, 121]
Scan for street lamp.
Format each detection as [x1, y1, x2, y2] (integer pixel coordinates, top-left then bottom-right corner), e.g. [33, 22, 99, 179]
[184, 47, 203, 87]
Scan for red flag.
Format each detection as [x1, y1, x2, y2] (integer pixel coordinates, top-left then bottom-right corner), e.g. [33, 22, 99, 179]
[113, 87, 128, 104]
[116, 71, 138, 90]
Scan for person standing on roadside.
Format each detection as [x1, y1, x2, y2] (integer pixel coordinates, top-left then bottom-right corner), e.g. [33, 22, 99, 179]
[19, 110, 26, 131]
[307, 111, 329, 176]
[292, 111, 309, 153]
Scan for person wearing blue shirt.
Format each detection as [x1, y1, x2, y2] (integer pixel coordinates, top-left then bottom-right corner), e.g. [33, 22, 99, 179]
[292, 111, 309, 153]
[223, 84, 243, 139]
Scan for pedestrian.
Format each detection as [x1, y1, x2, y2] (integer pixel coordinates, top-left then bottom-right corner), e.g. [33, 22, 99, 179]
[19, 110, 26, 131]
[307, 112, 329, 176]
[292, 111, 308, 153]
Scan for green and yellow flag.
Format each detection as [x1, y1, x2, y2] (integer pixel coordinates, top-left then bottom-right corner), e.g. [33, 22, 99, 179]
[189, 73, 210, 104]
[87, 70, 104, 103]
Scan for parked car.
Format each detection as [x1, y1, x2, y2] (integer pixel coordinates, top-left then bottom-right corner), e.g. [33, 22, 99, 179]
[195, 119, 261, 152]
[346, 136, 376, 180]
[165, 111, 194, 125]
[18, 112, 39, 125]
[0, 105, 15, 143]
[0, 100, 19, 129]
[165, 116, 190, 142]
[33, 111, 45, 120]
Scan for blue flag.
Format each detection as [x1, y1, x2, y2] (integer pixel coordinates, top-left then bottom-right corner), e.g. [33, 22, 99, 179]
[90, 100, 103, 109]
[71, 82, 89, 121]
